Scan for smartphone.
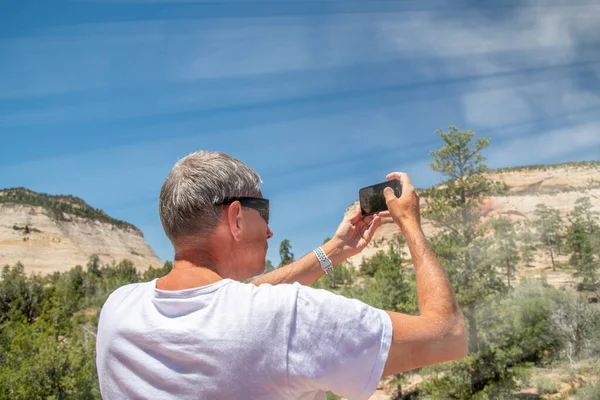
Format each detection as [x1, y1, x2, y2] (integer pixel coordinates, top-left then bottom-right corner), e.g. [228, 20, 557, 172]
[359, 180, 402, 216]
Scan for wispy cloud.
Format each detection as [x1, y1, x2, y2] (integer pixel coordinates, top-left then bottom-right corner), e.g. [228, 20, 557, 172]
[462, 88, 533, 128]
[376, 4, 600, 161]
[487, 122, 600, 168]
[378, 6, 600, 62]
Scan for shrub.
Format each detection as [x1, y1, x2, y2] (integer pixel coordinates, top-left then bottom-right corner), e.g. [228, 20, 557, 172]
[536, 377, 558, 394]
[575, 381, 600, 400]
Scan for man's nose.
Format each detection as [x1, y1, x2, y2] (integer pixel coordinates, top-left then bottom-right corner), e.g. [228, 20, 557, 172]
[267, 226, 274, 239]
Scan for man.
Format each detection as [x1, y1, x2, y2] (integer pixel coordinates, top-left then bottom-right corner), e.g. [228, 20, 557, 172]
[96, 151, 467, 400]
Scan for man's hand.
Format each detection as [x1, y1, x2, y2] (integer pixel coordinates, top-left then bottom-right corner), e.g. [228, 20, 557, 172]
[383, 172, 421, 231]
[330, 205, 383, 260]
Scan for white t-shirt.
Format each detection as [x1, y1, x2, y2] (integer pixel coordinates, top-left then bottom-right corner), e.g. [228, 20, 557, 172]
[96, 279, 393, 400]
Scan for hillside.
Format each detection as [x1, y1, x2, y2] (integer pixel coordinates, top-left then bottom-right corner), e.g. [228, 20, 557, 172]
[0, 188, 162, 274]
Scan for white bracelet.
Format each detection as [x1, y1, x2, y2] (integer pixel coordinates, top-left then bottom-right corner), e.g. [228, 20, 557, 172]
[313, 247, 334, 274]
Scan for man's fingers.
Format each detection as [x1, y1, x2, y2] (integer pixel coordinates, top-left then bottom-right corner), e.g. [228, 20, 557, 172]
[363, 215, 381, 240]
[356, 214, 374, 229]
[377, 210, 391, 219]
[386, 172, 414, 192]
[349, 204, 363, 223]
[383, 186, 398, 203]
[383, 187, 400, 217]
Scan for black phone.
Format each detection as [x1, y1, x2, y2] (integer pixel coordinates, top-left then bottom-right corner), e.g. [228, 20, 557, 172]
[359, 180, 402, 216]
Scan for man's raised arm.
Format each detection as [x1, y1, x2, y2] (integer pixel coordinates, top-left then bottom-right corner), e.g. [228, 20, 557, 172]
[381, 172, 467, 376]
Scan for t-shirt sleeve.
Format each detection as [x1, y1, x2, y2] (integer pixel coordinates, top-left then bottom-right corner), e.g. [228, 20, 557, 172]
[286, 284, 393, 400]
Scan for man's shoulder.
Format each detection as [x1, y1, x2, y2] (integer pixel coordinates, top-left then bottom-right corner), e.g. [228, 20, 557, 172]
[112, 280, 150, 296]
[103, 281, 151, 309]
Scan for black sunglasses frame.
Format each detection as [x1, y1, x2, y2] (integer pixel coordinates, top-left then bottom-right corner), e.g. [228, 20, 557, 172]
[217, 197, 270, 224]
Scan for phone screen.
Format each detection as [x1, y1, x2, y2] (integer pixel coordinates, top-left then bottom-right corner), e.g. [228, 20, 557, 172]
[359, 180, 402, 216]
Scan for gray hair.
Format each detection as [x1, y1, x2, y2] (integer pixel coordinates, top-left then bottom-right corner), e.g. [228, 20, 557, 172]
[159, 151, 262, 244]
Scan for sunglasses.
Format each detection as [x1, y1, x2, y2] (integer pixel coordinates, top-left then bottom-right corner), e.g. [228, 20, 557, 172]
[218, 197, 270, 224]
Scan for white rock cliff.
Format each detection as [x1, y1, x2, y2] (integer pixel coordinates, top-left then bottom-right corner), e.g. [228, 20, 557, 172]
[0, 190, 163, 274]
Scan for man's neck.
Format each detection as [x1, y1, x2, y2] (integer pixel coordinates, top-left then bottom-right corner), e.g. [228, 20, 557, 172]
[156, 260, 224, 291]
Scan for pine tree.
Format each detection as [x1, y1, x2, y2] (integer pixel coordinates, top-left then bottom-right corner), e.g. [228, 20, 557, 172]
[426, 126, 504, 353]
[492, 217, 520, 289]
[518, 221, 537, 268]
[533, 204, 563, 271]
[354, 234, 416, 312]
[566, 197, 599, 286]
[278, 239, 294, 267]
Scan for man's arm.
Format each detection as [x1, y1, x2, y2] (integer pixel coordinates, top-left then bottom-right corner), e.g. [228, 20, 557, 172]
[251, 207, 383, 286]
[381, 172, 467, 376]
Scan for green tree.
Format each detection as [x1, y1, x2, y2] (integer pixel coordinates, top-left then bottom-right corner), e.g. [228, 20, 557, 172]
[518, 221, 537, 268]
[533, 204, 563, 271]
[341, 235, 416, 314]
[311, 261, 355, 291]
[101, 259, 139, 287]
[566, 197, 599, 286]
[420, 279, 563, 399]
[359, 251, 387, 277]
[142, 261, 173, 281]
[569, 197, 599, 235]
[278, 239, 294, 267]
[0, 263, 46, 324]
[575, 381, 600, 400]
[86, 255, 102, 277]
[426, 126, 503, 353]
[491, 217, 520, 289]
[0, 259, 168, 400]
[0, 311, 98, 399]
[360, 257, 416, 314]
[552, 290, 600, 360]
[358, 234, 406, 277]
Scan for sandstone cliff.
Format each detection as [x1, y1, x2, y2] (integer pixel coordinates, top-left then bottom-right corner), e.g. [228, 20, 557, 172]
[0, 188, 163, 274]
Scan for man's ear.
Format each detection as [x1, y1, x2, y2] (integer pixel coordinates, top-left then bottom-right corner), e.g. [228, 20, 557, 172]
[226, 202, 243, 241]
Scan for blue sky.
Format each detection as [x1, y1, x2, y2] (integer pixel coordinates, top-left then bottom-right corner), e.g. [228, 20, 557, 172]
[1, 0, 600, 266]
